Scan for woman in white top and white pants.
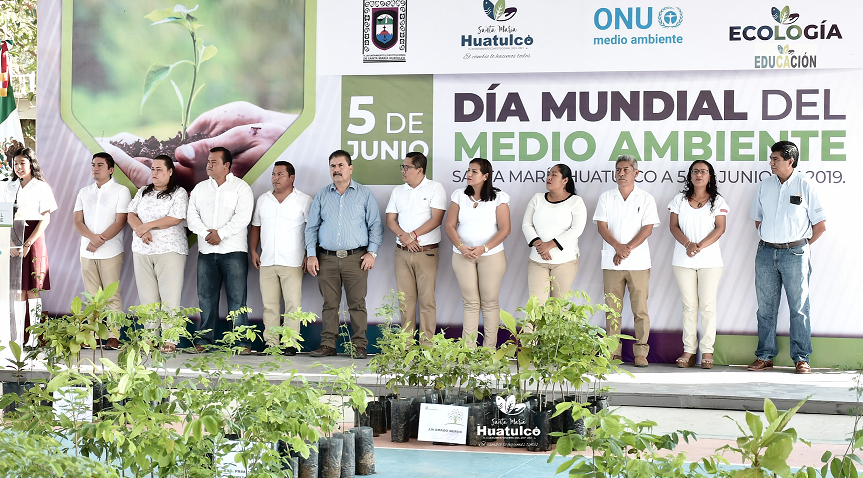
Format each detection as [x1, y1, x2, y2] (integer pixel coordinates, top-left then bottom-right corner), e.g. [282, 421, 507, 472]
[445, 158, 511, 348]
[522, 164, 587, 303]
[668, 160, 728, 369]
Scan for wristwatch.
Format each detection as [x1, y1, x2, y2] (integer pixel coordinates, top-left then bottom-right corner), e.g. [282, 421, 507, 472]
[483, 245, 489, 253]
[369, 251, 377, 258]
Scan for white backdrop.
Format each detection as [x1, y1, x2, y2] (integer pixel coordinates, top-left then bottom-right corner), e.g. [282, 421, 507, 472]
[36, 0, 862, 341]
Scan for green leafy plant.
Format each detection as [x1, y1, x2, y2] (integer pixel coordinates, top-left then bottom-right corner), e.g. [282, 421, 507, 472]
[5, 341, 28, 383]
[141, 4, 218, 140]
[550, 407, 719, 478]
[29, 282, 125, 371]
[496, 291, 626, 407]
[718, 397, 811, 477]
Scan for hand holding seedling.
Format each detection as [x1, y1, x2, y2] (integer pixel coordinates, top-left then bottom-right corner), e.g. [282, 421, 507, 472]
[174, 102, 298, 179]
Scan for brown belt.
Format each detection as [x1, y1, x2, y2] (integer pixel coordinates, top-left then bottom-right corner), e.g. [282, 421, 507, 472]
[761, 239, 808, 249]
[396, 243, 439, 252]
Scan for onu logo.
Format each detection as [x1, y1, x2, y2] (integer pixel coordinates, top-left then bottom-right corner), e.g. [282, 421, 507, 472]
[496, 395, 527, 415]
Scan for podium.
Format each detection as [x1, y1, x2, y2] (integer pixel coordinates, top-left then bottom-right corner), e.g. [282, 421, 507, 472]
[0, 202, 25, 345]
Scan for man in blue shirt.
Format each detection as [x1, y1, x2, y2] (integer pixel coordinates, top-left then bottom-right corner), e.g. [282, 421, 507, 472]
[749, 141, 827, 374]
[306, 150, 383, 358]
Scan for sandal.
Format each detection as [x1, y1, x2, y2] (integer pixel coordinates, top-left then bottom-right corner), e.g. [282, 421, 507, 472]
[676, 353, 696, 368]
[160, 342, 177, 353]
[701, 353, 714, 369]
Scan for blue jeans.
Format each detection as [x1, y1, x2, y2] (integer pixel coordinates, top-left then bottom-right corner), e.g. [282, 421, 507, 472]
[754, 242, 812, 363]
[196, 252, 249, 347]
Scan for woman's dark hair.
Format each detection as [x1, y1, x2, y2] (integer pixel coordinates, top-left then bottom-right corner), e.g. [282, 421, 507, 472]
[464, 158, 499, 202]
[11, 147, 45, 182]
[141, 155, 179, 199]
[682, 160, 719, 211]
[551, 164, 576, 195]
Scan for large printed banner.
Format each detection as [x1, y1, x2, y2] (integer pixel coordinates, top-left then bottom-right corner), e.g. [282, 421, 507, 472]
[37, 0, 860, 365]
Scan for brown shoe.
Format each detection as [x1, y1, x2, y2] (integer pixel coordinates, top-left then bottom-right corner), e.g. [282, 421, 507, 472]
[352, 346, 368, 359]
[634, 355, 649, 367]
[795, 361, 812, 374]
[676, 353, 695, 368]
[309, 345, 337, 357]
[747, 359, 773, 371]
[103, 338, 120, 350]
[239, 347, 253, 356]
[184, 344, 208, 354]
[611, 354, 622, 361]
[160, 342, 177, 353]
[701, 353, 714, 369]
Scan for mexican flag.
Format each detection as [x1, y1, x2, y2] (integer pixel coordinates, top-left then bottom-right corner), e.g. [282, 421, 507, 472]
[1, 40, 24, 179]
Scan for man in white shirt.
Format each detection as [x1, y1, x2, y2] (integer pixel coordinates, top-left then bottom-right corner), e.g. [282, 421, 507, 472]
[250, 161, 312, 356]
[73, 152, 131, 350]
[593, 155, 660, 367]
[186, 147, 255, 353]
[385, 152, 447, 345]
[748, 141, 827, 374]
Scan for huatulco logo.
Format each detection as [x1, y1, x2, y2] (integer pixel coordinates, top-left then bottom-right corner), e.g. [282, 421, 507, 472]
[461, 0, 534, 54]
[496, 395, 526, 415]
[484, 0, 517, 22]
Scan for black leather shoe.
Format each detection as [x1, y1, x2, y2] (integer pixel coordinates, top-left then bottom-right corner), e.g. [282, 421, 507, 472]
[309, 345, 337, 357]
[283, 347, 298, 356]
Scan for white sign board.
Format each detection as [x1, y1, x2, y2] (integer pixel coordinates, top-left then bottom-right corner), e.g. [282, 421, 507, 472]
[0, 202, 13, 227]
[417, 403, 469, 445]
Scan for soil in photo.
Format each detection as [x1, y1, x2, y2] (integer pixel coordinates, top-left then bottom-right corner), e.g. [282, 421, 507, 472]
[110, 131, 211, 160]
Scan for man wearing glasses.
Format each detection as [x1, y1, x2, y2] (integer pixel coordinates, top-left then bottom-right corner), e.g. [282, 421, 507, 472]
[385, 152, 447, 345]
[748, 141, 827, 374]
[305, 150, 383, 358]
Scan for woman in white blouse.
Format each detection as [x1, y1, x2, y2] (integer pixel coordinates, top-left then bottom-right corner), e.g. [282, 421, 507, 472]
[127, 155, 189, 353]
[668, 160, 728, 369]
[445, 158, 511, 348]
[7, 148, 58, 347]
[522, 164, 587, 303]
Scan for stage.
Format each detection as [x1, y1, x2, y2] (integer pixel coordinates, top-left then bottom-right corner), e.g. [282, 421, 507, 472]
[7, 350, 857, 416]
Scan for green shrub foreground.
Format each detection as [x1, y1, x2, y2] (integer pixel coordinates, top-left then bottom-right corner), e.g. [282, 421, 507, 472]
[0, 283, 860, 477]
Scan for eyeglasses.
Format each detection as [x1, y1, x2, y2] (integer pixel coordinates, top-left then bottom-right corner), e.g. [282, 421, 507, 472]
[399, 165, 416, 171]
[691, 169, 710, 175]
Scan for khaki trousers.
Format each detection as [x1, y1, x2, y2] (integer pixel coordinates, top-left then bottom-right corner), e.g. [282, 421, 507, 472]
[452, 251, 507, 348]
[260, 265, 303, 347]
[527, 258, 580, 304]
[603, 269, 651, 357]
[81, 253, 124, 339]
[672, 266, 723, 354]
[317, 252, 368, 348]
[133, 252, 186, 332]
[394, 247, 439, 345]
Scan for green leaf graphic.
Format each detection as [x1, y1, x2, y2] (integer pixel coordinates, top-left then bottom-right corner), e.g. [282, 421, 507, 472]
[771, 7, 781, 23]
[495, 0, 506, 20]
[140, 60, 194, 112]
[199, 44, 217, 64]
[781, 6, 790, 23]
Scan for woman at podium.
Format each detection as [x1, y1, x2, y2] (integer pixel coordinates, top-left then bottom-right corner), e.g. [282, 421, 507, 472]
[3, 148, 57, 347]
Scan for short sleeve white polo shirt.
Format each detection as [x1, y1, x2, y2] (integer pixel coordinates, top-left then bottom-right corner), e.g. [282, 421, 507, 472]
[385, 177, 447, 246]
[750, 171, 826, 244]
[252, 188, 312, 267]
[593, 185, 660, 271]
[74, 178, 133, 259]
